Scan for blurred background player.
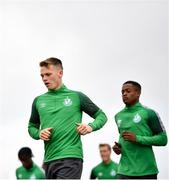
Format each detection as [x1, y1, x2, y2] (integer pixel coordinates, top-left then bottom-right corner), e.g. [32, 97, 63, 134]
[113, 81, 168, 179]
[90, 144, 118, 179]
[16, 147, 45, 179]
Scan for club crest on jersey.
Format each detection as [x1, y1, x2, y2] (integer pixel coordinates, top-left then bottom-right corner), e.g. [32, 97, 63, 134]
[63, 97, 72, 106]
[30, 174, 36, 179]
[133, 113, 141, 123]
[117, 119, 122, 127]
[110, 170, 116, 176]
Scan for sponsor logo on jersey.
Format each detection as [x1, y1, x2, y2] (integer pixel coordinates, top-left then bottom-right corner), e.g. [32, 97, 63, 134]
[98, 172, 103, 177]
[110, 170, 116, 176]
[40, 102, 46, 108]
[117, 119, 122, 127]
[18, 174, 22, 178]
[63, 97, 72, 106]
[133, 113, 141, 123]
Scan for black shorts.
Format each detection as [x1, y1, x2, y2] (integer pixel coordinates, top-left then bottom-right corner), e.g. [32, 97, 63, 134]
[45, 158, 83, 179]
[118, 174, 157, 179]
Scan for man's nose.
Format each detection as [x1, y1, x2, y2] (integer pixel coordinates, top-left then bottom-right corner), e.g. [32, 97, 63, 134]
[123, 92, 127, 96]
[43, 76, 48, 82]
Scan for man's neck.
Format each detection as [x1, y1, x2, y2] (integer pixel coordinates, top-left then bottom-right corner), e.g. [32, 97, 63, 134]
[103, 159, 111, 164]
[54, 82, 63, 90]
[126, 100, 139, 107]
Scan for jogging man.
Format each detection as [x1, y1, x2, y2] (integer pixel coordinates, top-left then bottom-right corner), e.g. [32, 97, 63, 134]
[16, 147, 45, 179]
[113, 81, 168, 179]
[28, 57, 107, 179]
[90, 144, 118, 179]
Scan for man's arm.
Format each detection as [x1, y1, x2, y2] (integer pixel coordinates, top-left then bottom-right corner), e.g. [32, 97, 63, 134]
[28, 98, 41, 140]
[78, 92, 107, 131]
[90, 169, 97, 180]
[136, 131, 167, 146]
[113, 115, 122, 154]
[136, 109, 168, 146]
[16, 169, 19, 179]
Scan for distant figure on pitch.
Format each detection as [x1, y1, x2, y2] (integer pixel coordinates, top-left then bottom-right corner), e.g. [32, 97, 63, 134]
[16, 147, 45, 179]
[90, 144, 118, 179]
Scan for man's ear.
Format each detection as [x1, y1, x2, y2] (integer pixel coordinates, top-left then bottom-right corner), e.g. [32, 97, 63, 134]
[58, 70, 63, 78]
[137, 91, 141, 98]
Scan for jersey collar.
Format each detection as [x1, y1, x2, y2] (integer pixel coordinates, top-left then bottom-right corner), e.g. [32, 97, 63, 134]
[125, 102, 142, 110]
[102, 160, 112, 166]
[48, 84, 66, 94]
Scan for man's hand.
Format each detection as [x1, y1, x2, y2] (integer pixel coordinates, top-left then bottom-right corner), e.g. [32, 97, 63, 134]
[122, 131, 136, 142]
[39, 128, 53, 141]
[112, 142, 121, 155]
[76, 123, 93, 135]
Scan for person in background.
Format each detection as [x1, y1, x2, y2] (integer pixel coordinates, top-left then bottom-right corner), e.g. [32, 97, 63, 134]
[16, 147, 45, 179]
[90, 143, 118, 179]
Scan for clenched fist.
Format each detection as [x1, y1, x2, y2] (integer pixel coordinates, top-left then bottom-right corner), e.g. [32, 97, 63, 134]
[76, 123, 93, 135]
[122, 131, 136, 142]
[39, 127, 53, 141]
[112, 142, 121, 155]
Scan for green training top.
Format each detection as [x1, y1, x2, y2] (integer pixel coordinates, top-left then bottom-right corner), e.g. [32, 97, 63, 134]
[16, 162, 45, 179]
[28, 84, 107, 163]
[90, 160, 118, 179]
[115, 102, 167, 176]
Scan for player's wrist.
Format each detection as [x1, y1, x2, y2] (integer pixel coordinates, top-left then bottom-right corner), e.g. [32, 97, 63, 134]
[39, 129, 45, 140]
[88, 123, 95, 131]
[88, 124, 93, 132]
[135, 135, 141, 143]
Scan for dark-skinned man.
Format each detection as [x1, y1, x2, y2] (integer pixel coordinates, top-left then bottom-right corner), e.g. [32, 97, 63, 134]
[16, 147, 45, 179]
[113, 81, 167, 179]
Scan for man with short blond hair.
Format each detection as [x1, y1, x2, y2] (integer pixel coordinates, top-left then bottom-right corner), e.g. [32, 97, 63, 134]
[90, 143, 118, 179]
[28, 57, 107, 179]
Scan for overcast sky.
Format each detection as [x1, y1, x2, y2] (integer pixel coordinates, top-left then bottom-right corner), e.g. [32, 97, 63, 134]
[0, 0, 168, 179]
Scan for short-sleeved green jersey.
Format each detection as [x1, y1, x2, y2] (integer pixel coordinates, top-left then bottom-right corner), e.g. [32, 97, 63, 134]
[16, 162, 45, 179]
[90, 160, 118, 179]
[115, 102, 167, 176]
[28, 85, 107, 163]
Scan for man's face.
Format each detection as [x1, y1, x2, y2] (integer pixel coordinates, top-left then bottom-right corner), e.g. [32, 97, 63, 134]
[100, 146, 111, 163]
[20, 158, 33, 169]
[122, 84, 140, 106]
[40, 64, 63, 90]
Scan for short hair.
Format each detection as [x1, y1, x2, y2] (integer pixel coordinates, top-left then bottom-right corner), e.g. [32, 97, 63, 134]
[18, 147, 33, 160]
[99, 144, 111, 151]
[39, 57, 63, 69]
[123, 80, 141, 92]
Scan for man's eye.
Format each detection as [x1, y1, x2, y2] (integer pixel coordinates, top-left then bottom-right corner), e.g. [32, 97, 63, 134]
[122, 91, 126, 95]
